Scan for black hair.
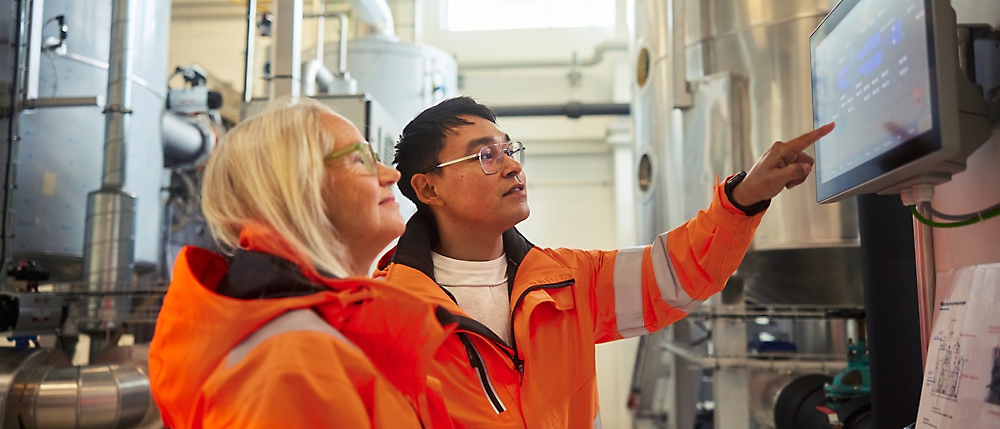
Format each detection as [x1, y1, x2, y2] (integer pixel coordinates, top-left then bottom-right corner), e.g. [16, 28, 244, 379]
[394, 96, 497, 209]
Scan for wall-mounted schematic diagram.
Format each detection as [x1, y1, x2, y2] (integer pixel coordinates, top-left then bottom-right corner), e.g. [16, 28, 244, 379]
[930, 337, 964, 400]
[917, 263, 1000, 429]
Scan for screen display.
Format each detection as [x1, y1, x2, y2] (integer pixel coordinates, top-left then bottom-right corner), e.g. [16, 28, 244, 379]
[811, 0, 935, 186]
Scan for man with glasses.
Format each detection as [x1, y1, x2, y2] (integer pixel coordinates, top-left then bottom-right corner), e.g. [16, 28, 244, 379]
[376, 96, 833, 428]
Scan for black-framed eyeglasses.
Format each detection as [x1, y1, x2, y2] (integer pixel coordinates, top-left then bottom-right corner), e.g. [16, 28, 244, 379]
[423, 141, 525, 175]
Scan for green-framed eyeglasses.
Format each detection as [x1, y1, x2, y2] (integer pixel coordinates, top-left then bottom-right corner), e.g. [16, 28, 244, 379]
[324, 142, 381, 175]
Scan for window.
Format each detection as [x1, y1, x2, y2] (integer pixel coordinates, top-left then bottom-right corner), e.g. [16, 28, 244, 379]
[446, 0, 615, 31]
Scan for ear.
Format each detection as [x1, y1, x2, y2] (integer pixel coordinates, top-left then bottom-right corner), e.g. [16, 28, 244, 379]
[411, 173, 444, 207]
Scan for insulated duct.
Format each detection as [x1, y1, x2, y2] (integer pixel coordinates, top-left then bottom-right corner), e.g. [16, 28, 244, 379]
[81, 0, 137, 333]
[0, 348, 158, 429]
[346, 0, 394, 37]
[491, 102, 630, 118]
[162, 112, 214, 170]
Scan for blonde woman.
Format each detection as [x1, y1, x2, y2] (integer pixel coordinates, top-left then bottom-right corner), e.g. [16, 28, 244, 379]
[149, 98, 456, 429]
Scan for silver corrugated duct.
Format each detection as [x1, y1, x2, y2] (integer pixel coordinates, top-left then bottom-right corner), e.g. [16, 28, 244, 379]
[18, 363, 156, 429]
[0, 347, 158, 429]
[81, 0, 137, 333]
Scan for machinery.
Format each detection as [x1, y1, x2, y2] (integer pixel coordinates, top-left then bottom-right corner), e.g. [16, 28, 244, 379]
[0, 0, 455, 425]
[628, 0, 871, 427]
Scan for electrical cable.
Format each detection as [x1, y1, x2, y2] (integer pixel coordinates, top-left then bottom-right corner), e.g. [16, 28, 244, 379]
[926, 201, 1000, 221]
[910, 202, 1000, 228]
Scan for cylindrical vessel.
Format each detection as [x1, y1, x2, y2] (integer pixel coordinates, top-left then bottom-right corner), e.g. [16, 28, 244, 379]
[321, 36, 458, 125]
[81, 189, 136, 332]
[632, 0, 862, 305]
[681, 0, 853, 249]
[13, 0, 170, 280]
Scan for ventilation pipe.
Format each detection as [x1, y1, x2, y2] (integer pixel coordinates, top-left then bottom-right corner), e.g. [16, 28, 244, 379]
[81, 0, 137, 340]
[346, 0, 395, 37]
[301, 11, 355, 96]
[0, 348, 159, 429]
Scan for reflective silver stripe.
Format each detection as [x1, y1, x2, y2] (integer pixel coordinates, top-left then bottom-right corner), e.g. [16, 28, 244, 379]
[613, 246, 649, 338]
[468, 343, 506, 413]
[651, 234, 706, 313]
[594, 410, 603, 429]
[226, 309, 355, 368]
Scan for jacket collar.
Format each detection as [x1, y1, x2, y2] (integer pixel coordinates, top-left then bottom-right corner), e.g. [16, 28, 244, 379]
[388, 210, 534, 288]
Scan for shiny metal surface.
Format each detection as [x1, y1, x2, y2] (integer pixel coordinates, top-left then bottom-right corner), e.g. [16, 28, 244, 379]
[81, 189, 136, 332]
[739, 247, 864, 306]
[13, 0, 169, 275]
[0, 348, 70, 428]
[681, 0, 855, 251]
[19, 363, 155, 429]
[271, 0, 302, 99]
[242, 0, 257, 104]
[162, 112, 209, 166]
[100, 0, 134, 189]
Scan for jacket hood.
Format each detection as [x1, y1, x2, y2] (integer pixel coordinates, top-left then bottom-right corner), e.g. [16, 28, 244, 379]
[150, 224, 457, 427]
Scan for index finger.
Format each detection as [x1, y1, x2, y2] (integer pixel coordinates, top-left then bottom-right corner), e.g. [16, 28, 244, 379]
[785, 122, 835, 152]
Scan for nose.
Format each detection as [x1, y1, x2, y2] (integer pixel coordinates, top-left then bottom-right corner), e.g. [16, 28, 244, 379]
[501, 152, 523, 181]
[377, 162, 401, 187]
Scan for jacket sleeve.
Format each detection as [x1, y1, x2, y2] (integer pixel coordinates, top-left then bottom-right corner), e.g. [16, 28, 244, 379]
[552, 181, 763, 344]
[202, 332, 422, 429]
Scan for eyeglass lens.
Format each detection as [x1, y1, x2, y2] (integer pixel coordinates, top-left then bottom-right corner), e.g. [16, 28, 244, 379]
[479, 142, 524, 174]
[360, 144, 378, 175]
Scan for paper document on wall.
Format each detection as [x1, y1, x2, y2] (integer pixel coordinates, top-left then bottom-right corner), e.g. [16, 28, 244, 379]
[916, 263, 1000, 428]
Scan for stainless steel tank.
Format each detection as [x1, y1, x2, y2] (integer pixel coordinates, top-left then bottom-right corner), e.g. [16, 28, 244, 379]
[630, 1, 863, 427]
[632, 0, 862, 305]
[13, 0, 170, 280]
[321, 36, 458, 125]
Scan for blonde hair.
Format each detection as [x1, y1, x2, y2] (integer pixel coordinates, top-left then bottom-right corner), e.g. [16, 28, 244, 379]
[201, 97, 350, 277]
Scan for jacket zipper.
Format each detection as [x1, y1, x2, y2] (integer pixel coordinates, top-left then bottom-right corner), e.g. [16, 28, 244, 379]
[507, 279, 575, 382]
[437, 278, 574, 410]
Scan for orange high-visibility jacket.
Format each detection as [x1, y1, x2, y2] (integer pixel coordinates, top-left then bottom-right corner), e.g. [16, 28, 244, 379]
[150, 225, 457, 429]
[375, 182, 762, 428]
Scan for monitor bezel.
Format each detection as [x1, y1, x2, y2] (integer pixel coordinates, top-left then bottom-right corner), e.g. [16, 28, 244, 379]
[810, 0, 943, 203]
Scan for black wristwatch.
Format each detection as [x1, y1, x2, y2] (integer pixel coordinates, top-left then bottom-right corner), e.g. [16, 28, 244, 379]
[724, 171, 771, 216]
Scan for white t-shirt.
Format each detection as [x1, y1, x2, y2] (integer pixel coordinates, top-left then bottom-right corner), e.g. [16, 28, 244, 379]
[432, 251, 512, 345]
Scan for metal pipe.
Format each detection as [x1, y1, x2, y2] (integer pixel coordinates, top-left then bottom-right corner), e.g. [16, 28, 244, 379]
[162, 112, 207, 164]
[18, 363, 157, 429]
[660, 339, 847, 372]
[100, 0, 134, 189]
[271, 0, 303, 99]
[24, 96, 104, 109]
[81, 0, 138, 333]
[346, 0, 395, 37]
[314, 0, 324, 65]
[460, 40, 627, 70]
[2, 0, 34, 291]
[242, 0, 257, 105]
[336, 13, 348, 76]
[491, 102, 630, 118]
[301, 59, 337, 96]
[913, 203, 937, 366]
